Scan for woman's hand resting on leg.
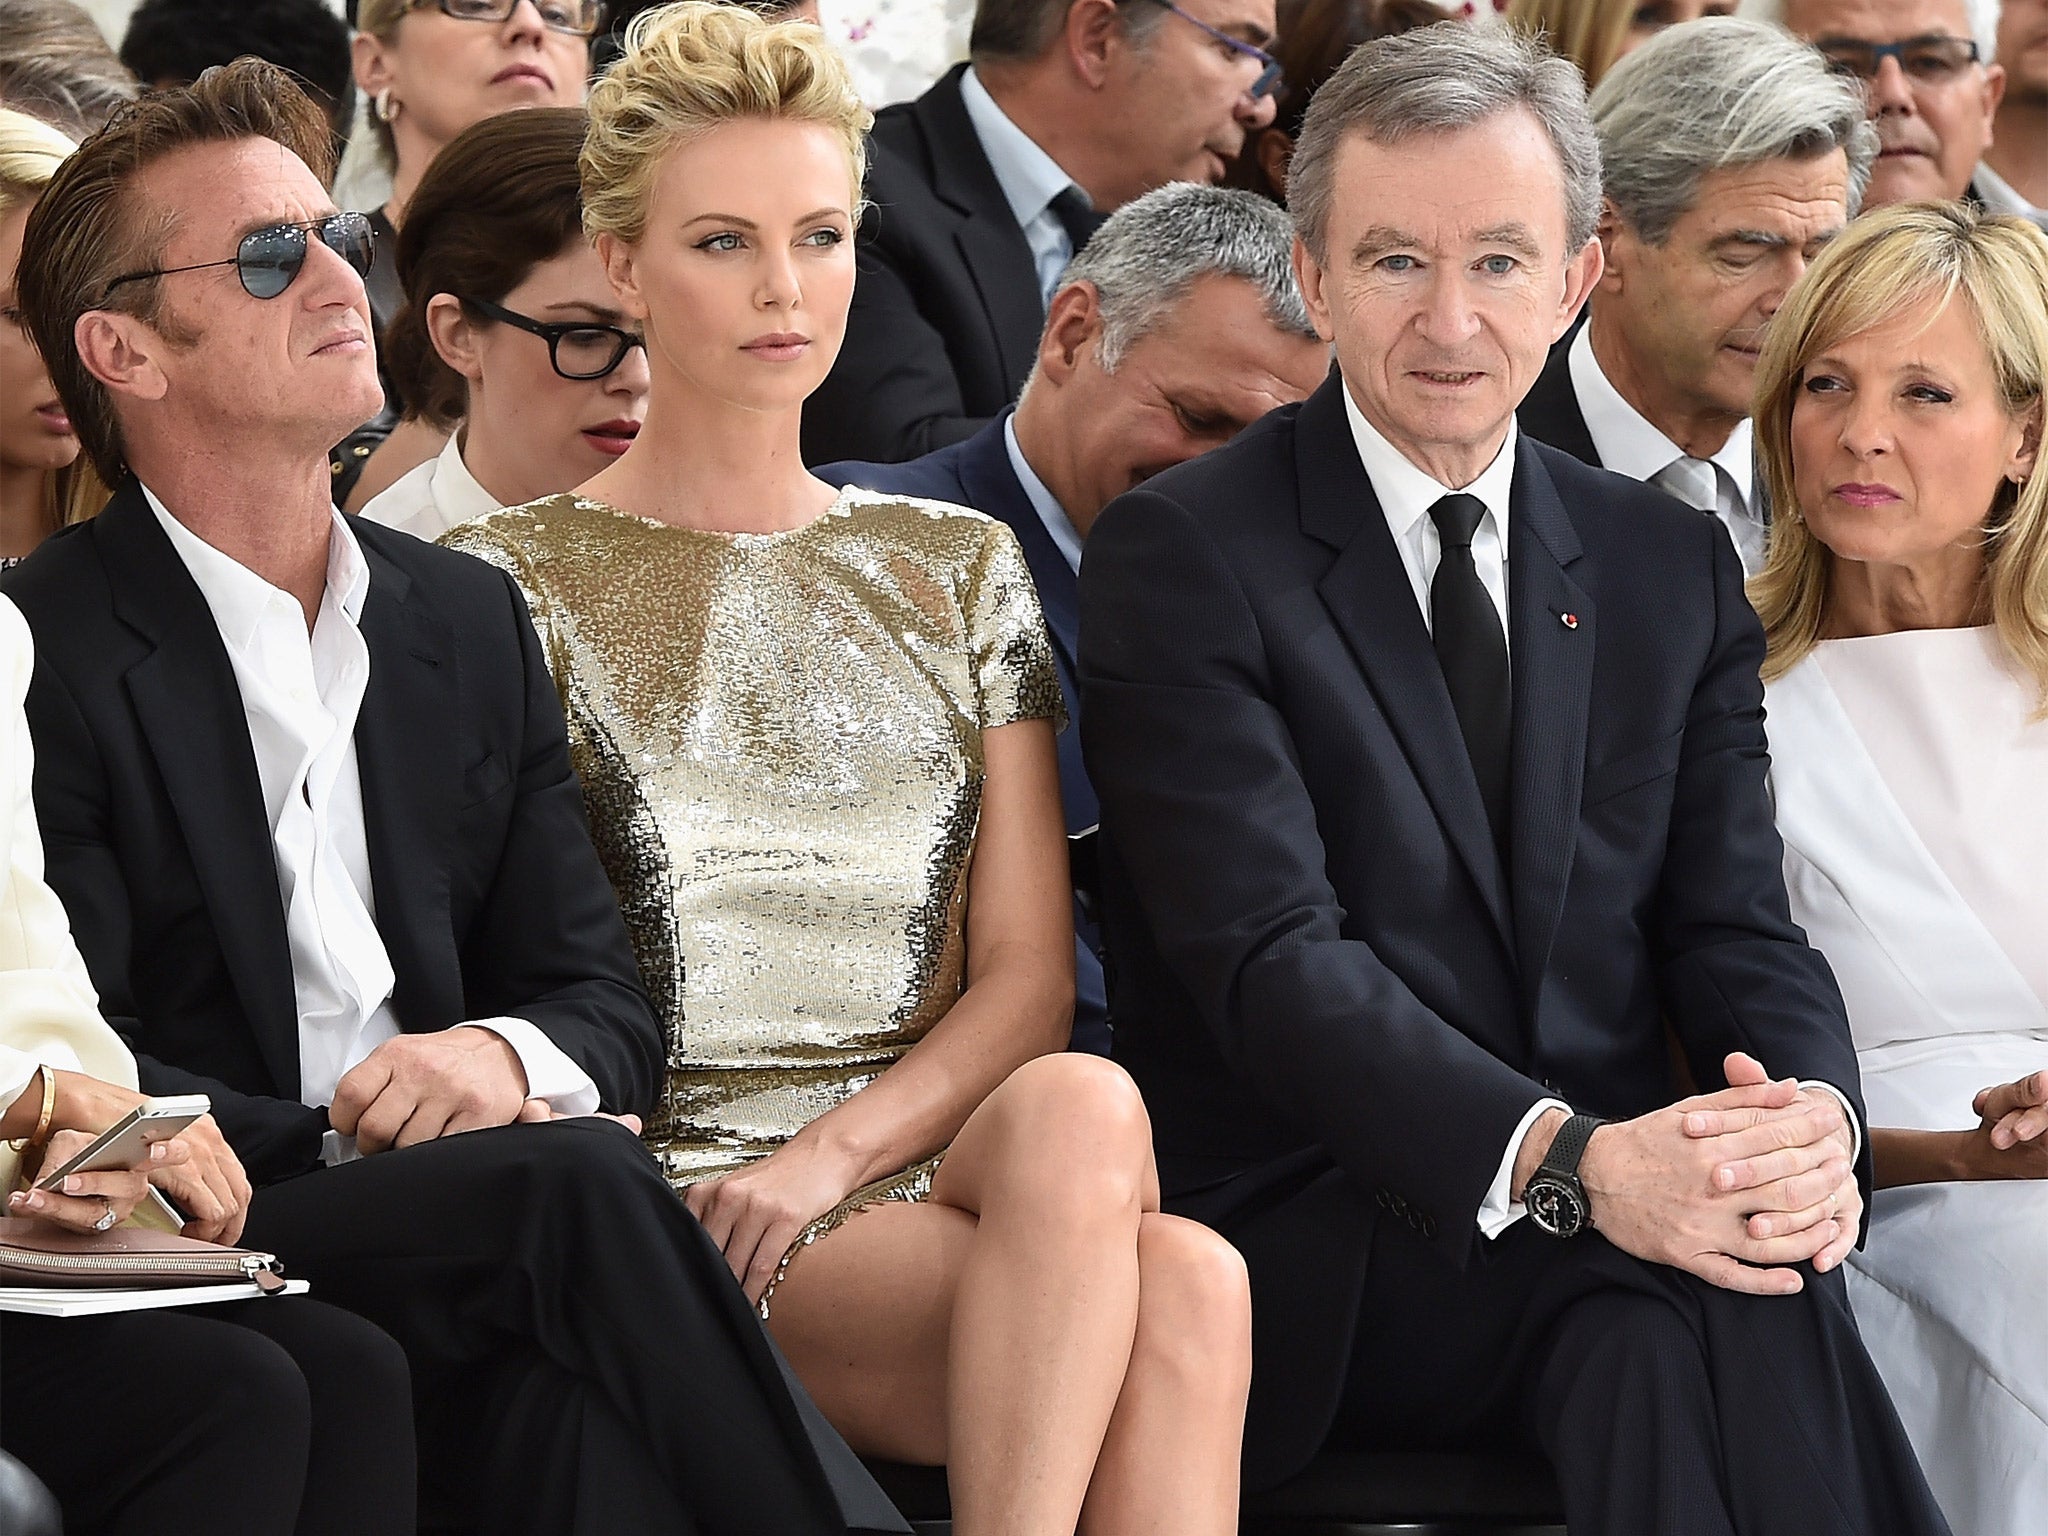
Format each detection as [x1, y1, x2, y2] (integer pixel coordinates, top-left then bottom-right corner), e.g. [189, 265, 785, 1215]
[685, 1136, 870, 1304]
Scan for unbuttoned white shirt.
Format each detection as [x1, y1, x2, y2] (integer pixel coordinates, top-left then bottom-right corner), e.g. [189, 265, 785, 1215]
[145, 489, 597, 1162]
[1335, 384, 1855, 1237]
[1569, 325, 1768, 576]
[959, 66, 1091, 305]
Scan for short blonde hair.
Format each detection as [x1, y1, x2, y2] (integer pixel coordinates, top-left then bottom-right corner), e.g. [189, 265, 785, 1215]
[1506, 0, 1634, 88]
[0, 107, 109, 530]
[1751, 201, 2048, 701]
[582, 1, 869, 247]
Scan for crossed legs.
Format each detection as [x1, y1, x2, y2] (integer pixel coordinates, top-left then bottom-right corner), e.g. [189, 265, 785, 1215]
[764, 1053, 1253, 1536]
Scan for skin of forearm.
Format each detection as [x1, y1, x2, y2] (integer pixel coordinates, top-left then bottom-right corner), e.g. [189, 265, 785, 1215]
[0, 1068, 136, 1142]
[1871, 1126, 1989, 1188]
[792, 949, 1072, 1191]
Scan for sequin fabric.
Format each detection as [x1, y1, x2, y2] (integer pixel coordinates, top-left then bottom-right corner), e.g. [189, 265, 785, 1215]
[444, 487, 1064, 1194]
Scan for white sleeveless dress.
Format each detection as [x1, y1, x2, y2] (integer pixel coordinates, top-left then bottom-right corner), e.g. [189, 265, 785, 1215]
[1767, 627, 2048, 1536]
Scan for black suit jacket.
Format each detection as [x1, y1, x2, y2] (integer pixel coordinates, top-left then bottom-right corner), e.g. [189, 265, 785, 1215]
[803, 65, 1048, 466]
[819, 413, 1108, 1052]
[1515, 335, 1601, 467]
[1078, 376, 1862, 1484]
[3, 483, 662, 1185]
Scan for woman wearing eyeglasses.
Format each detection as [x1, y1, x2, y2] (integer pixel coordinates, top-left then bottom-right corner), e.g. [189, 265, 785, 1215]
[361, 109, 649, 541]
[341, 0, 600, 510]
[447, 8, 1254, 1532]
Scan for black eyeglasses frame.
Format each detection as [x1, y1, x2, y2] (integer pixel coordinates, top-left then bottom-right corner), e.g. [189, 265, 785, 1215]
[98, 212, 375, 306]
[459, 293, 647, 381]
[1815, 33, 1980, 82]
[409, 0, 605, 39]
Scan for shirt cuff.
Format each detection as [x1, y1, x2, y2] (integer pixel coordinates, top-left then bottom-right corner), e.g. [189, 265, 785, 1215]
[467, 1017, 600, 1117]
[1479, 1097, 1571, 1239]
[1800, 1079, 1863, 1162]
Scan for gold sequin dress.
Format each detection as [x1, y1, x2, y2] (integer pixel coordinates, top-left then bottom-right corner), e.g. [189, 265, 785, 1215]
[444, 487, 1064, 1295]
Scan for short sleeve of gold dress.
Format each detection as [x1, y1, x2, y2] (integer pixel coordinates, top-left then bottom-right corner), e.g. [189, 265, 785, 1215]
[445, 485, 1065, 1301]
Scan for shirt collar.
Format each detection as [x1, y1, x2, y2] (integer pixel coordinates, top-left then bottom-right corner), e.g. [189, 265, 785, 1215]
[1004, 412, 1084, 575]
[144, 483, 370, 654]
[959, 66, 1080, 234]
[1340, 378, 1518, 543]
[1570, 322, 1755, 510]
[1972, 159, 2047, 222]
[434, 433, 504, 528]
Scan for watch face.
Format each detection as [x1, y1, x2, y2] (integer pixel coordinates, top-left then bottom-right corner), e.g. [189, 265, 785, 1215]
[1527, 1176, 1588, 1239]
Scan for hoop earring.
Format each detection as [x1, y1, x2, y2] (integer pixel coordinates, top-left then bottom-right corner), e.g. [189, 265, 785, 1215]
[374, 90, 400, 124]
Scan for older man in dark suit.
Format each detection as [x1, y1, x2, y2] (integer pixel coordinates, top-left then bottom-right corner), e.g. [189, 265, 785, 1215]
[801, 0, 1282, 465]
[821, 182, 1327, 1054]
[1080, 24, 1952, 1536]
[6, 61, 902, 1536]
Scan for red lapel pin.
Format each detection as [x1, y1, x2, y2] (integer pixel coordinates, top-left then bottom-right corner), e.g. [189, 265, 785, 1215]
[1559, 612, 1579, 630]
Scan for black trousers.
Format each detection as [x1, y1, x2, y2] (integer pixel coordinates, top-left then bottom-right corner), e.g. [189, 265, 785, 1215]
[0, 1295, 415, 1536]
[1330, 1216, 1953, 1536]
[240, 1115, 907, 1536]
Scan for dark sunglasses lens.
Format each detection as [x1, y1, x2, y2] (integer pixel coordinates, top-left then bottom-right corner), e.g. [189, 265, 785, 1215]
[321, 214, 375, 279]
[237, 225, 308, 299]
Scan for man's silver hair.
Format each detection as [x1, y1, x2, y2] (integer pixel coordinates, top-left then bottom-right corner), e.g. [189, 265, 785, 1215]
[1738, 0, 2002, 63]
[1593, 18, 1878, 245]
[1287, 23, 1604, 263]
[1054, 182, 1316, 372]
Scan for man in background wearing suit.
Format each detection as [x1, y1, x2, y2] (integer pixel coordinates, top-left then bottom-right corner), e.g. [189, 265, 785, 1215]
[802, 0, 1282, 465]
[7, 62, 902, 1536]
[821, 181, 1327, 1055]
[1080, 25, 1952, 1536]
[1517, 19, 1869, 576]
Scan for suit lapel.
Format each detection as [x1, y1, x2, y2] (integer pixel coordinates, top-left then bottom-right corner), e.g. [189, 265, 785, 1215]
[1295, 381, 1514, 947]
[1506, 445, 1594, 987]
[919, 68, 1050, 391]
[1517, 332, 1603, 469]
[350, 535, 462, 1031]
[961, 414, 1079, 681]
[98, 486, 302, 1095]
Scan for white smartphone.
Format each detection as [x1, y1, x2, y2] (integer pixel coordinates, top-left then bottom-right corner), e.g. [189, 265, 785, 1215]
[34, 1093, 211, 1190]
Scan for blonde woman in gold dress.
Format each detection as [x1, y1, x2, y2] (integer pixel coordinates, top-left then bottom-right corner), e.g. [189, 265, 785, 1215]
[444, 6, 1253, 1532]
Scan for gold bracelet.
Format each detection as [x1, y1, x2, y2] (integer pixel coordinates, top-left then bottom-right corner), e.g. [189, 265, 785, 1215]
[7, 1065, 56, 1153]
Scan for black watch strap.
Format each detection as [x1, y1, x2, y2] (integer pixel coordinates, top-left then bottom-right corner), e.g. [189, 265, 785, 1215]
[1539, 1112, 1605, 1180]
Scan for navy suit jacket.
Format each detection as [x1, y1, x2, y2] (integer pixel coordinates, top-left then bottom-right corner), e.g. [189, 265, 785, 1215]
[1079, 375, 1863, 1483]
[820, 413, 1109, 1054]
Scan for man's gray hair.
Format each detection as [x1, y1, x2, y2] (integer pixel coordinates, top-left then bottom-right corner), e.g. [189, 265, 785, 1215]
[1054, 182, 1316, 371]
[970, 0, 1167, 63]
[1288, 23, 1603, 265]
[1593, 18, 1877, 245]
[1737, 0, 2002, 63]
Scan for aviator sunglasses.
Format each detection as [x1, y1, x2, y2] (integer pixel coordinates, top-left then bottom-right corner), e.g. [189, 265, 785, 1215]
[99, 212, 375, 305]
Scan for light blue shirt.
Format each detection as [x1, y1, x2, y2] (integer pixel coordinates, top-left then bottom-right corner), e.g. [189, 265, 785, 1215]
[1004, 413, 1084, 574]
[959, 66, 1090, 305]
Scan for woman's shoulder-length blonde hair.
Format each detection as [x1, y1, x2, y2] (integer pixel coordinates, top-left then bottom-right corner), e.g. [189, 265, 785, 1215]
[1505, 0, 1634, 88]
[580, 1, 871, 249]
[0, 106, 110, 532]
[1750, 200, 2048, 700]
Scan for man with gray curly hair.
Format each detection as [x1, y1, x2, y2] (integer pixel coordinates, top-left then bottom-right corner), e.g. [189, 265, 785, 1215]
[1518, 17, 1875, 573]
[820, 182, 1327, 1055]
[1079, 22, 1953, 1533]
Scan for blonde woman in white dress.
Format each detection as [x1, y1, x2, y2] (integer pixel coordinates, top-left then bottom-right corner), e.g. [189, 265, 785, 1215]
[1748, 200, 2048, 1536]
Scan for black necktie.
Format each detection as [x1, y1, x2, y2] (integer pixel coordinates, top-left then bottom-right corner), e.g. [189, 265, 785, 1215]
[1049, 185, 1104, 259]
[1427, 493, 1511, 855]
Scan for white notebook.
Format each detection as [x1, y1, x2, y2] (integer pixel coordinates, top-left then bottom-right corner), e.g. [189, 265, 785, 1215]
[0, 1279, 308, 1317]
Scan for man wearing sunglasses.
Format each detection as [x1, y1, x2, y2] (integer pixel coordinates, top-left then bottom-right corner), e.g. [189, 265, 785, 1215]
[7, 60, 907, 1536]
[802, 0, 1279, 467]
[1751, 0, 2008, 209]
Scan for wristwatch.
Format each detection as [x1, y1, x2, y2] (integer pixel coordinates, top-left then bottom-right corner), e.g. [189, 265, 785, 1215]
[1525, 1113, 1606, 1239]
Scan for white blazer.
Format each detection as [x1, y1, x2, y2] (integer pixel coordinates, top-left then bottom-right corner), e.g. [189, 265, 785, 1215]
[0, 593, 135, 1191]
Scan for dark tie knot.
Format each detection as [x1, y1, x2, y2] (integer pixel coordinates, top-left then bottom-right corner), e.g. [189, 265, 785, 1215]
[1428, 493, 1488, 552]
[1049, 185, 1102, 255]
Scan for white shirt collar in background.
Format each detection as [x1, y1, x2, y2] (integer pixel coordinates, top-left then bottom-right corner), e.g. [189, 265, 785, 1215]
[959, 66, 1089, 304]
[358, 432, 502, 543]
[1004, 413, 1083, 575]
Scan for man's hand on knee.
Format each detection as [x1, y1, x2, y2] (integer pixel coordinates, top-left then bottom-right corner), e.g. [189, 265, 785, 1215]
[330, 1027, 531, 1154]
[1577, 1094, 1849, 1297]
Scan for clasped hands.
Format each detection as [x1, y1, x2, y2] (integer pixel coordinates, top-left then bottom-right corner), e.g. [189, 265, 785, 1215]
[328, 1027, 639, 1155]
[1567, 1051, 1860, 1297]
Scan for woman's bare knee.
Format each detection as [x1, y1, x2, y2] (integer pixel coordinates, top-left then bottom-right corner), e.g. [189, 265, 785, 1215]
[939, 1054, 1156, 1217]
[1132, 1214, 1253, 1387]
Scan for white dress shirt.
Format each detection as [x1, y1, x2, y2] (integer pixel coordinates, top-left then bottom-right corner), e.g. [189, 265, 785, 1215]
[1337, 385, 1856, 1237]
[358, 432, 502, 543]
[144, 488, 597, 1162]
[1569, 325, 1768, 576]
[959, 66, 1092, 304]
[1973, 160, 2048, 232]
[1004, 414, 1084, 575]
